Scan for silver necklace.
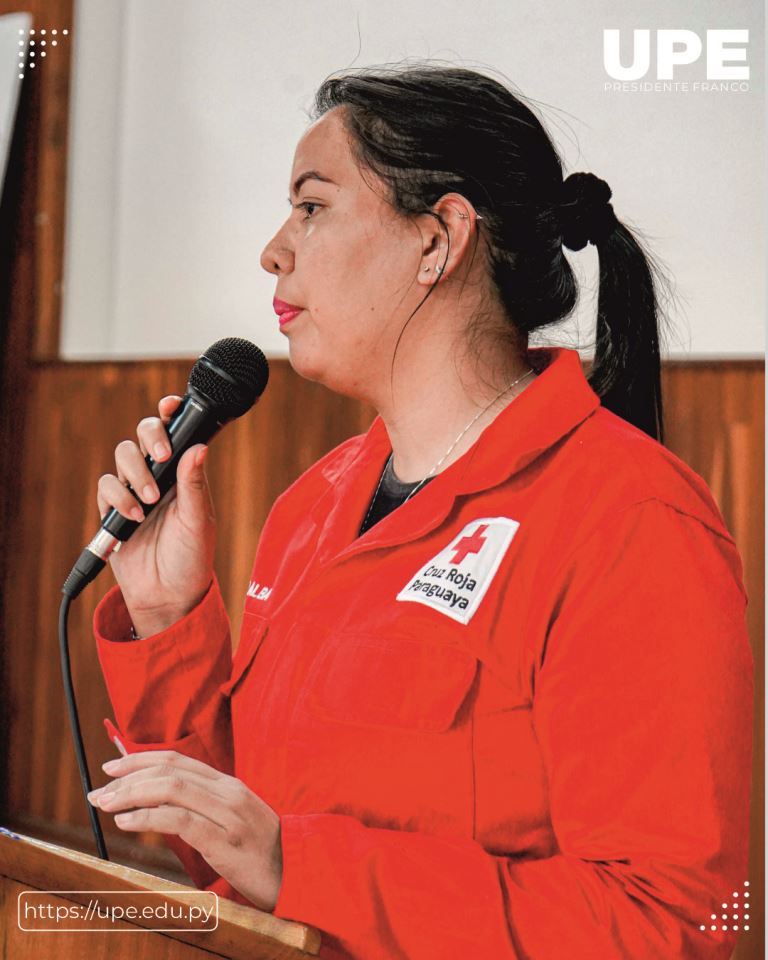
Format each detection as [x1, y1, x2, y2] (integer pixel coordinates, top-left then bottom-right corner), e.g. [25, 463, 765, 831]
[362, 366, 536, 530]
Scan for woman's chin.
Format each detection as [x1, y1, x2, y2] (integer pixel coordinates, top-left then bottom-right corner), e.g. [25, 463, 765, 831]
[287, 347, 363, 398]
[286, 343, 328, 386]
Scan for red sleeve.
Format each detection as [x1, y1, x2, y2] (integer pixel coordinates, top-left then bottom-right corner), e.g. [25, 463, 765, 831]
[94, 575, 234, 887]
[271, 500, 754, 960]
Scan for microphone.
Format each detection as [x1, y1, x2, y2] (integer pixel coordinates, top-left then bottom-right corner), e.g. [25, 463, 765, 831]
[62, 337, 269, 600]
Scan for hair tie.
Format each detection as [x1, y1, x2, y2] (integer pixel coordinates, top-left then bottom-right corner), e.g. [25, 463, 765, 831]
[559, 172, 618, 251]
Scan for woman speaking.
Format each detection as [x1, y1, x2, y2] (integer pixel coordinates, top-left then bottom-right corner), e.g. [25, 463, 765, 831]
[87, 65, 753, 960]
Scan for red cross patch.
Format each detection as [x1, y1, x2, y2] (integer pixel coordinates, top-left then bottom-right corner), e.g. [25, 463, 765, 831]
[396, 517, 520, 624]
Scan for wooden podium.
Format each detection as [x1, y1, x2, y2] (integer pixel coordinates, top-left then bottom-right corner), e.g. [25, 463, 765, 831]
[0, 828, 321, 958]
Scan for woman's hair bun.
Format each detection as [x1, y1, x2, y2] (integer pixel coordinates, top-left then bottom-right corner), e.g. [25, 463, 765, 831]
[559, 172, 618, 251]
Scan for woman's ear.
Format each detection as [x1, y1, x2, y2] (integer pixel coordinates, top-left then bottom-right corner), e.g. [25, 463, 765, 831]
[416, 193, 482, 286]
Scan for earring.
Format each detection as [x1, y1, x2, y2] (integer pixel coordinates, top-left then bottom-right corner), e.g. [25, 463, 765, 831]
[458, 213, 484, 221]
[422, 265, 430, 272]
[435, 266, 443, 275]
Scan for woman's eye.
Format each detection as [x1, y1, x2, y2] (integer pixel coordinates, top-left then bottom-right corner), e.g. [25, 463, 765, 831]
[297, 201, 320, 220]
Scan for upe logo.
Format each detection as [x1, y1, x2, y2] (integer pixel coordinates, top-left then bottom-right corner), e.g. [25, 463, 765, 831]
[604, 29, 749, 81]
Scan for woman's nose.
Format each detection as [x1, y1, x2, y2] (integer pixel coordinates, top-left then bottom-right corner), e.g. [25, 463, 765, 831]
[260, 227, 294, 276]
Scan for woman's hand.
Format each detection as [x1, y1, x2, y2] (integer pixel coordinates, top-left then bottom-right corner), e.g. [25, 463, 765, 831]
[87, 751, 283, 913]
[96, 396, 216, 637]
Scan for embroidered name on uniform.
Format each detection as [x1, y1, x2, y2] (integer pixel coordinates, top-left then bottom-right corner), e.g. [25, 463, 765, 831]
[247, 581, 272, 601]
[396, 517, 520, 624]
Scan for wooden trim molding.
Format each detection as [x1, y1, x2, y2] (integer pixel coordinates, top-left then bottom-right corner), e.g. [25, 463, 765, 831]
[0, 0, 73, 359]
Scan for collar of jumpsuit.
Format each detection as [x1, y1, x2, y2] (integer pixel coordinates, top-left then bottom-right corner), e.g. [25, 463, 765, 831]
[95, 343, 752, 960]
[315, 345, 599, 560]
[359, 346, 599, 496]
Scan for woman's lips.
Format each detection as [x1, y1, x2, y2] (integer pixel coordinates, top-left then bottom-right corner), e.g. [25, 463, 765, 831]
[273, 297, 304, 327]
[278, 308, 302, 327]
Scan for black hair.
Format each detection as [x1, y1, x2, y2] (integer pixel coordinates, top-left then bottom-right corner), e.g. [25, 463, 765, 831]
[311, 63, 672, 442]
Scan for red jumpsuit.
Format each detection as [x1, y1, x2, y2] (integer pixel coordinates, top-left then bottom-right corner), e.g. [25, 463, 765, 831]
[94, 346, 754, 960]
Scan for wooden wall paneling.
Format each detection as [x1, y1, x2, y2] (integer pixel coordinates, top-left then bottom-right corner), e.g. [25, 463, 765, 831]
[662, 361, 764, 642]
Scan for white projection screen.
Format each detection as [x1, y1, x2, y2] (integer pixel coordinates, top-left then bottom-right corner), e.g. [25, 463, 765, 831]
[60, 0, 764, 360]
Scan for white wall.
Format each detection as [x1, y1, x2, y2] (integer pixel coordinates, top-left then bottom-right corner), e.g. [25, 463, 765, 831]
[60, 0, 765, 359]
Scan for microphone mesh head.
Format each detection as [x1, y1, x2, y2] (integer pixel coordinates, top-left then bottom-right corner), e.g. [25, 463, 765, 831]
[188, 338, 269, 417]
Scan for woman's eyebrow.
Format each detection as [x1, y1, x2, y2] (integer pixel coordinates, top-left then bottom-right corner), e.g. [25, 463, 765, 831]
[288, 170, 337, 201]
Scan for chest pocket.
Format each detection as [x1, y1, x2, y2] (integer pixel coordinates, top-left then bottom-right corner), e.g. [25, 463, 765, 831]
[300, 632, 478, 732]
[219, 612, 269, 697]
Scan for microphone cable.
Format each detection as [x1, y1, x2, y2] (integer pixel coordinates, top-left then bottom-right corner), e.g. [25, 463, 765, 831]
[58, 592, 109, 859]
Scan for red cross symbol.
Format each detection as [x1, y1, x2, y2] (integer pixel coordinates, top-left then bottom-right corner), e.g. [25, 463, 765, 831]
[449, 524, 489, 564]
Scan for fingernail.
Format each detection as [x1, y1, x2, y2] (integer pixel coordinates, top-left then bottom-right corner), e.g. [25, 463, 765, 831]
[154, 442, 170, 460]
[87, 788, 102, 801]
[142, 484, 158, 503]
[196, 446, 208, 468]
[130, 506, 145, 523]
[102, 759, 122, 771]
[114, 812, 134, 825]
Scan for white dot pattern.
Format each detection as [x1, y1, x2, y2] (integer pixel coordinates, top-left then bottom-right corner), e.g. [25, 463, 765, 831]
[15, 26, 69, 78]
[702, 883, 752, 936]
